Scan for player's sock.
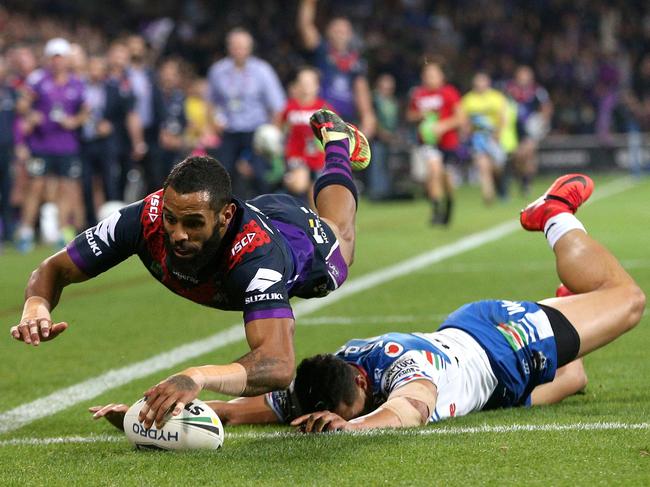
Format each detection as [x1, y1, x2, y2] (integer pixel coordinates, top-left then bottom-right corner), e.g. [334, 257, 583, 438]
[313, 139, 358, 206]
[442, 195, 454, 225]
[544, 212, 586, 249]
[430, 198, 440, 225]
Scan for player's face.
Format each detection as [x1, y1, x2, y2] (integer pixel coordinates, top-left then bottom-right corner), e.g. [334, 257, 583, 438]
[515, 66, 533, 86]
[333, 370, 374, 420]
[327, 18, 352, 51]
[473, 73, 490, 92]
[227, 32, 253, 64]
[162, 188, 227, 272]
[422, 64, 444, 89]
[296, 70, 319, 99]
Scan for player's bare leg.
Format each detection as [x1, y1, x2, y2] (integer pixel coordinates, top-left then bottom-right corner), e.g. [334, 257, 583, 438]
[475, 153, 495, 204]
[310, 109, 371, 266]
[530, 358, 587, 405]
[521, 174, 646, 357]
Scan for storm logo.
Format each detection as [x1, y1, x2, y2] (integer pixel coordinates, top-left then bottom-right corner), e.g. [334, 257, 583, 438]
[384, 342, 404, 357]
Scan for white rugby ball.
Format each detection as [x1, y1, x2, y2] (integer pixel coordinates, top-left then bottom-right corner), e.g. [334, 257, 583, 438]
[123, 398, 224, 450]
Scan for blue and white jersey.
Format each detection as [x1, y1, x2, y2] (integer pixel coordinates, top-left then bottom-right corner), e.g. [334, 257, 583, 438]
[266, 300, 559, 423]
[439, 300, 558, 408]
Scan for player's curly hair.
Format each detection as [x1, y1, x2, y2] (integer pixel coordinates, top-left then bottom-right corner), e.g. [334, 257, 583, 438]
[294, 354, 358, 413]
[164, 155, 232, 211]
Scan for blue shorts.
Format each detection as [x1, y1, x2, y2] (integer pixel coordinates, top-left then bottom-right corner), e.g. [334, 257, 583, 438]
[439, 300, 559, 408]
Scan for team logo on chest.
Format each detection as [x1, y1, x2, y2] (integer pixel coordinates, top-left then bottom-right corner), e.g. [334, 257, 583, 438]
[384, 342, 404, 357]
[228, 220, 271, 269]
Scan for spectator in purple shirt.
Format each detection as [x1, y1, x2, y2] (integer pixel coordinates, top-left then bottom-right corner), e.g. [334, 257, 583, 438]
[207, 28, 286, 197]
[15, 38, 88, 253]
[297, 0, 376, 138]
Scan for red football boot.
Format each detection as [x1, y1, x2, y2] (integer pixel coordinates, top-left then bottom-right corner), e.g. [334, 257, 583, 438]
[520, 174, 594, 231]
[555, 284, 575, 297]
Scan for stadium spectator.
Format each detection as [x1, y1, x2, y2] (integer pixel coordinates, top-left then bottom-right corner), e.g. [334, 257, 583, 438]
[276, 66, 328, 201]
[208, 28, 286, 198]
[297, 0, 376, 138]
[503, 66, 552, 196]
[106, 41, 146, 200]
[156, 58, 187, 186]
[407, 61, 463, 225]
[461, 72, 508, 205]
[16, 38, 88, 252]
[184, 77, 218, 156]
[0, 55, 17, 243]
[80, 55, 125, 226]
[368, 73, 398, 201]
[126, 34, 164, 195]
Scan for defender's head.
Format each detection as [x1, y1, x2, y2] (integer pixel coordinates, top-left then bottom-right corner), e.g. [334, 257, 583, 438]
[294, 354, 373, 420]
[162, 156, 235, 273]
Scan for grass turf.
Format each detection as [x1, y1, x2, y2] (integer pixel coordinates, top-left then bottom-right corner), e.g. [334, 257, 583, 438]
[1, 174, 649, 486]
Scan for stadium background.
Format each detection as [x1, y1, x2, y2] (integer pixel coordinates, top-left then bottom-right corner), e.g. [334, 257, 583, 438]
[1, 1, 649, 485]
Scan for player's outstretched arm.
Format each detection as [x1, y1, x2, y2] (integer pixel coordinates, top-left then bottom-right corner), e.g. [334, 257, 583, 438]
[89, 395, 279, 430]
[292, 380, 437, 433]
[137, 317, 295, 429]
[10, 250, 89, 346]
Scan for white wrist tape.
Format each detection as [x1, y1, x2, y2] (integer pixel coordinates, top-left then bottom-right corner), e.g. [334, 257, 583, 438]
[192, 363, 248, 396]
[379, 381, 438, 427]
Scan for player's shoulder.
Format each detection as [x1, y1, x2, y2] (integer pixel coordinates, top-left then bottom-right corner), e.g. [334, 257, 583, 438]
[443, 83, 461, 98]
[224, 201, 283, 274]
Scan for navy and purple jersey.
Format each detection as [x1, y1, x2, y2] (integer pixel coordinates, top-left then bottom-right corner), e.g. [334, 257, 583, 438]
[267, 300, 559, 423]
[26, 69, 86, 155]
[66, 192, 347, 323]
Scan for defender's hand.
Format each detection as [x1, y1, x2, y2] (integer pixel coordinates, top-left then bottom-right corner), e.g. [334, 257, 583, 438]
[10, 317, 68, 346]
[139, 374, 203, 429]
[89, 404, 129, 431]
[291, 411, 354, 433]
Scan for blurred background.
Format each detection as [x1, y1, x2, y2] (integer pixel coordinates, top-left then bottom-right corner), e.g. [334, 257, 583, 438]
[0, 0, 648, 252]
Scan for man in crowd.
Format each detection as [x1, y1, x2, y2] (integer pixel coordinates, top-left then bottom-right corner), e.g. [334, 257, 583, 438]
[504, 65, 553, 196]
[208, 28, 286, 198]
[16, 38, 88, 252]
[297, 0, 376, 139]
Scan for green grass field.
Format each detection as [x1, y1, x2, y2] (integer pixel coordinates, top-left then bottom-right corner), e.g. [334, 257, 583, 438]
[1, 174, 649, 486]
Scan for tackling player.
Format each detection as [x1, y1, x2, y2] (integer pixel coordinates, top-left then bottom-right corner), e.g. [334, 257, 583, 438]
[92, 174, 645, 431]
[11, 108, 370, 431]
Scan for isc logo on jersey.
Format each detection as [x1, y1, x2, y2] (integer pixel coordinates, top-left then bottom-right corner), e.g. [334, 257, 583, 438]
[148, 193, 161, 222]
[232, 232, 257, 256]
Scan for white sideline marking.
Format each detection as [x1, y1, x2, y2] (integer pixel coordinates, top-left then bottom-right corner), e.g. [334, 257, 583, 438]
[1, 421, 648, 447]
[0, 177, 636, 435]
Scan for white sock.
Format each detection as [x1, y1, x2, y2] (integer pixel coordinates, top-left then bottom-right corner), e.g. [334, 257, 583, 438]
[544, 213, 586, 249]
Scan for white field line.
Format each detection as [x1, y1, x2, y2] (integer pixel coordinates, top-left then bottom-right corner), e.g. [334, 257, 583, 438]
[1, 421, 648, 447]
[0, 176, 636, 436]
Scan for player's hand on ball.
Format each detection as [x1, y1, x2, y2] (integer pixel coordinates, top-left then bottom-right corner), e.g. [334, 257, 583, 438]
[10, 317, 68, 346]
[89, 403, 129, 431]
[291, 411, 354, 433]
[139, 374, 203, 429]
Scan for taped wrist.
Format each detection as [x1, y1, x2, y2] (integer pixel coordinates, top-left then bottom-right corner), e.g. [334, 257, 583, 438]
[21, 296, 51, 320]
[379, 397, 425, 427]
[380, 381, 437, 427]
[192, 363, 248, 397]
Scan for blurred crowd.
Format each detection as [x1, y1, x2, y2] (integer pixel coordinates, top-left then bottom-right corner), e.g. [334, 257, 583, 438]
[0, 0, 648, 250]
